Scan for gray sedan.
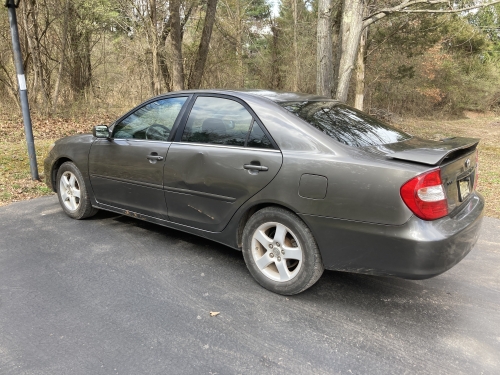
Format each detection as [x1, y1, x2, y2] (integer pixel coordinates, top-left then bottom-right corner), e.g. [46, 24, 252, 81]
[44, 90, 484, 295]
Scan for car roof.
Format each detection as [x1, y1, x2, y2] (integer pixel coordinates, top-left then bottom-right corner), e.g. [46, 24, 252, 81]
[164, 89, 338, 103]
[233, 90, 337, 103]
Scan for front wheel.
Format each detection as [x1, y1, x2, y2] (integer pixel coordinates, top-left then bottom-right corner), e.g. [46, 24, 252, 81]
[242, 207, 324, 295]
[56, 161, 98, 219]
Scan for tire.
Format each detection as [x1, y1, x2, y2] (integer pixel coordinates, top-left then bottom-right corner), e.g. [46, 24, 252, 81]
[242, 207, 324, 295]
[56, 161, 98, 220]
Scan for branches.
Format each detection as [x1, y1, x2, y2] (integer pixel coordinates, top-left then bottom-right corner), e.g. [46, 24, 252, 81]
[363, 0, 500, 29]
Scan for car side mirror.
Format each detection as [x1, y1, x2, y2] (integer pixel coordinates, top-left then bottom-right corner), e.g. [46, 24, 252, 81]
[93, 125, 110, 139]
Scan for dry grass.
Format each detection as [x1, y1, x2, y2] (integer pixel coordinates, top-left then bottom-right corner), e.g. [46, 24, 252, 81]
[0, 113, 113, 207]
[1, 114, 499, 218]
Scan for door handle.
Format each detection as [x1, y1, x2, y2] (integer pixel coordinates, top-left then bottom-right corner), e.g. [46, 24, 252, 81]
[244, 164, 268, 171]
[146, 154, 164, 161]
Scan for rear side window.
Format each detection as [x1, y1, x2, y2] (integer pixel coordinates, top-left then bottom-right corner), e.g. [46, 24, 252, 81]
[279, 101, 411, 147]
[247, 122, 273, 149]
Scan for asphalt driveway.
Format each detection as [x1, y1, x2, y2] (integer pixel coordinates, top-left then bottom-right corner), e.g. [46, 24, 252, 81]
[0, 196, 499, 375]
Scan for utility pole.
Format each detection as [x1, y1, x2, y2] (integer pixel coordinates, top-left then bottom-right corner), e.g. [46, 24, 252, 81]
[5, 0, 39, 180]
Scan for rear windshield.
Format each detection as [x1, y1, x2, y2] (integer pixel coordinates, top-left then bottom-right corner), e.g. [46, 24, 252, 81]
[278, 101, 411, 147]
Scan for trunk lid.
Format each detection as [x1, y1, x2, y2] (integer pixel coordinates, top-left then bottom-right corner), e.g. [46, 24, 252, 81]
[377, 136, 479, 166]
[364, 136, 480, 215]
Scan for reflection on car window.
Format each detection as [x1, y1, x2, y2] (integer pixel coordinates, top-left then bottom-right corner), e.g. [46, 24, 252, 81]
[181, 97, 253, 146]
[247, 122, 273, 149]
[113, 97, 187, 141]
[279, 101, 411, 147]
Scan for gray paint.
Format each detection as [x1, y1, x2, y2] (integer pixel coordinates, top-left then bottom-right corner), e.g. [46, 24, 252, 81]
[301, 193, 484, 278]
[44, 89, 485, 280]
[385, 137, 479, 165]
[163, 142, 283, 232]
[88, 139, 172, 218]
[299, 174, 328, 199]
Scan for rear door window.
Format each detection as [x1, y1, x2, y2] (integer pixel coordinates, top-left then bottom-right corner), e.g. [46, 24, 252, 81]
[181, 97, 253, 146]
[279, 101, 411, 147]
[180, 96, 274, 149]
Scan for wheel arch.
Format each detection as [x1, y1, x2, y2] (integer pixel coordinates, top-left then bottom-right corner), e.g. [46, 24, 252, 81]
[51, 157, 73, 193]
[236, 202, 304, 248]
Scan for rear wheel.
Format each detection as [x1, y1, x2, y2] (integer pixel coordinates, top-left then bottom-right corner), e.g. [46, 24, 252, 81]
[242, 207, 324, 295]
[56, 161, 98, 219]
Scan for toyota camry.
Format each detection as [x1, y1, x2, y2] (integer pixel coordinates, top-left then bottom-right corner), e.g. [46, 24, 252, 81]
[44, 90, 484, 295]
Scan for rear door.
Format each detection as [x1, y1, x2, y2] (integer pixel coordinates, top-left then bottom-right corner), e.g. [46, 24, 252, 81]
[89, 96, 189, 219]
[164, 95, 283, 231]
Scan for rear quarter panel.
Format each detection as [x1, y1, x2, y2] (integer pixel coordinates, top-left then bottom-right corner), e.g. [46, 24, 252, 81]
[237, 94, 427, 225]
[249, 151, 423, 225]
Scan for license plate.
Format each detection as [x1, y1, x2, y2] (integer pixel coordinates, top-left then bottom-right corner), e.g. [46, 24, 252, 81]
[458, 179, 471, 201]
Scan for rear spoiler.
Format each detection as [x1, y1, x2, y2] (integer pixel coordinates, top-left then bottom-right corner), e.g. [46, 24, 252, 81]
[388, 137, 480, 166]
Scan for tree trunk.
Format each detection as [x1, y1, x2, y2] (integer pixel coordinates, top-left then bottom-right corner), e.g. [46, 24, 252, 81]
[52, 0, 70, 113]
[235, 0, 244, 88]
[187, 0, 218, 89]
[149, 0, 162, 95]
[292, 0, 299, 91]
[67, 3, 92, 96]
[334, 0, 364, 103]
[170, 0, 184, 91]
[354, 20, 367, 110]
[159, 16, 172, 91]
[159, 52, 172, 92]
[316, 0, 333, 97]
[270, 24, 282, 90]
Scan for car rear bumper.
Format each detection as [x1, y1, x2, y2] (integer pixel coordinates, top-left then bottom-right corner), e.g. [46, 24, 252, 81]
[299, 192, 484, 279]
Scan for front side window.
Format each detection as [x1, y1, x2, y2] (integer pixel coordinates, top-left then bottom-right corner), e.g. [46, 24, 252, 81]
[279, 101, 411, 147]
[181, 97, 254, 147]
[113, 97, 187, 141]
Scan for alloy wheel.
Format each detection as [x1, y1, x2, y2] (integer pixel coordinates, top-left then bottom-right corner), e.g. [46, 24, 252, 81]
[251, 222, 303, 282]
[59, 171, 81, 211]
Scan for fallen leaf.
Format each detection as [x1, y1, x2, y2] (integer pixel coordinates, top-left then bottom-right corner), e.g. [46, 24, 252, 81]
[209, 311, 220, 317]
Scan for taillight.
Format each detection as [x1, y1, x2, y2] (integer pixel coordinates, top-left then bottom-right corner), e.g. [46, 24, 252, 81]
[400, 169, 448, 220]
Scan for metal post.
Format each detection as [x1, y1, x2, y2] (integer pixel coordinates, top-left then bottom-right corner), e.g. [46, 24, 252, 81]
[5, 0, 39, 180]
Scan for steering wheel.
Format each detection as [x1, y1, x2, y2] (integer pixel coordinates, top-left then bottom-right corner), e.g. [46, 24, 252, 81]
[146, 124, 170, 141]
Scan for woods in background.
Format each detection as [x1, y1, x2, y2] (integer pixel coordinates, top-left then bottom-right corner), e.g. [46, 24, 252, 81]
[1, 0, 500, 118]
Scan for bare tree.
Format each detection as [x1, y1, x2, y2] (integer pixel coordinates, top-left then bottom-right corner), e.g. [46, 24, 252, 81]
[316, 0, 333, 97]
[324, 0, 500, 103]
[187, 0, 219, 89]
[52, 0, 70, 113]
[170, 0, 184, 90]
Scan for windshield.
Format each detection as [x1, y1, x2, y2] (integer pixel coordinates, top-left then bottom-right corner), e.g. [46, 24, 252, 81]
[279, 101, 411, 147]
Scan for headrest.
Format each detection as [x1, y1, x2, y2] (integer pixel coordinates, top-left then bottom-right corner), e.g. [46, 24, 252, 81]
[202, 118, 226, 136]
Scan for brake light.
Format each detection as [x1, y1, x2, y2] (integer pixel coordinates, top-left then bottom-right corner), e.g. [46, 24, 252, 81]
[400, 169, 448, 220]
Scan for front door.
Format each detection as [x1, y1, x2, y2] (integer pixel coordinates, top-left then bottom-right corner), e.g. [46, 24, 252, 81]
[89, 96, 189, 219]
[164, 95, 283, 231]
